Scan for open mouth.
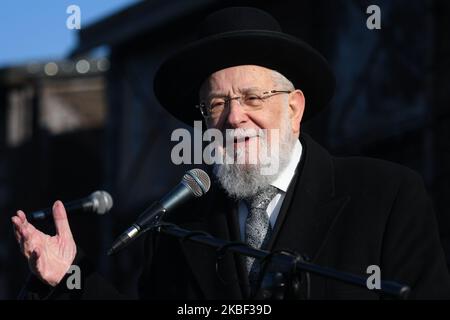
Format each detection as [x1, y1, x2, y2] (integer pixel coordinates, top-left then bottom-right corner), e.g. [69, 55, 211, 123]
[234, 136, 254, 144]
[227, 128, 264, 147]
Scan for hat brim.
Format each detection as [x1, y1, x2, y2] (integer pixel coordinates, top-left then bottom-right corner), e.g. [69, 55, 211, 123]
[154, 30, 335, 126]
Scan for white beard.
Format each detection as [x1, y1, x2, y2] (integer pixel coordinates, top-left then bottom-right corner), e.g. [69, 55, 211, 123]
[213, 112, 296, 200]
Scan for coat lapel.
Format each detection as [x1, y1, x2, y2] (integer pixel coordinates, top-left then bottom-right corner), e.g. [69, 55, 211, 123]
[177, 186, 244, 299]
[268, 134, 350, 262]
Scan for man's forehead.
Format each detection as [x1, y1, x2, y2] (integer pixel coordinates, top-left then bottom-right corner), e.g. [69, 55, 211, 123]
[200, 65, 274, 94]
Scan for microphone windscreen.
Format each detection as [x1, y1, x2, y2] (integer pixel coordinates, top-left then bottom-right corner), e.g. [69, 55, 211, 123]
[90, 190, 114, 214]
[183, 169, 211, 197]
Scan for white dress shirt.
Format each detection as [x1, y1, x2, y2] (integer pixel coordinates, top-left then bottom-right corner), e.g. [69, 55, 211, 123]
[238, 139, 303, 240]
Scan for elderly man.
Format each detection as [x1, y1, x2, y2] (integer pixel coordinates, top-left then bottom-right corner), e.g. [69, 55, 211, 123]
[12, 7, 450, 300]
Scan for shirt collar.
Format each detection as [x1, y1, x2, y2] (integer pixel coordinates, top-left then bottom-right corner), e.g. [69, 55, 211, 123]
[270, 139, 302, 193]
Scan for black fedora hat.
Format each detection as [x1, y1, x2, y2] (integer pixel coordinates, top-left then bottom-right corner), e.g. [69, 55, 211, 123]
[154, 7, 335, 126]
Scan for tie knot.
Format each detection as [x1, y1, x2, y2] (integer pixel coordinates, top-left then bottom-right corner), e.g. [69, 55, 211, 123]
[244, 185, 278, 211]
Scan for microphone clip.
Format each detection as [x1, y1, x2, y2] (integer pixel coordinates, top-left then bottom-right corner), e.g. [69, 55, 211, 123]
[107, 201, 166, 255]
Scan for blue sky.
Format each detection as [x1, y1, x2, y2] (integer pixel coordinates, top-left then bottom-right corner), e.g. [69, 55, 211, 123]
[0, 0, 138, 68]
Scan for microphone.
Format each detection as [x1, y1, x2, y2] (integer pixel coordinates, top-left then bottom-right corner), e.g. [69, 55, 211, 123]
[29, 190, 113, 220]
[108, 169, 211, 255]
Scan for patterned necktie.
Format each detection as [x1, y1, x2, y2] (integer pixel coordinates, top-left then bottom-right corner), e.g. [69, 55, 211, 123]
[243, 185, 278, 289]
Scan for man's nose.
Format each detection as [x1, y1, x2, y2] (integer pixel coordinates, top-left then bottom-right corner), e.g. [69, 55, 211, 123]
[225, 99, 247, 128]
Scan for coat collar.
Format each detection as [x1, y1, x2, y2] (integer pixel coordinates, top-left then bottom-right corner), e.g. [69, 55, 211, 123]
[177, 133, 350, 299]
[267, 133, 350, 261]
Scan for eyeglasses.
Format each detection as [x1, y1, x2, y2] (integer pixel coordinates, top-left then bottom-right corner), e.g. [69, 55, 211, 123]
[196, 89, 292, 119]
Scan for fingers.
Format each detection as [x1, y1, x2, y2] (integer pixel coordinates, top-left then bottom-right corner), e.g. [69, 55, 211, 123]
[52, 201, 73, 239]
[11, 210, 39, 258]
[11, 215, 23, 243]
[11, 210, 30, 241]
[17, 210, 27, 223]
[13, 210, 35, 235]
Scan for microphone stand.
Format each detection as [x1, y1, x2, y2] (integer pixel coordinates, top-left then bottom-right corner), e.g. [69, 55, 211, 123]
[149, 222, 411, 300]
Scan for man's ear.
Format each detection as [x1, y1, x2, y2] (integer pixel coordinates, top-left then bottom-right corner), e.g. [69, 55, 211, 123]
[289, 90, 305, 135]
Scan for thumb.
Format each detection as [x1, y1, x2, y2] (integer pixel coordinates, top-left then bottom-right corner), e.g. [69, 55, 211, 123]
[52, 201, 73, 239]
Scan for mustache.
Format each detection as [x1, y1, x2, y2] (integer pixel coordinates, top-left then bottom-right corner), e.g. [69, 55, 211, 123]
[224, 128, 266, 141]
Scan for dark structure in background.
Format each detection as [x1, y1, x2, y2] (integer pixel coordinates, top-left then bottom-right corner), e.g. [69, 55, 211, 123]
[1, 0, 449, 299]
[0, 58, 108, 298]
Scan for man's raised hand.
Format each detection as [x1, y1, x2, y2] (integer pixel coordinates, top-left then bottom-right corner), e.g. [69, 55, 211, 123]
[11, 200, 77, 287]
